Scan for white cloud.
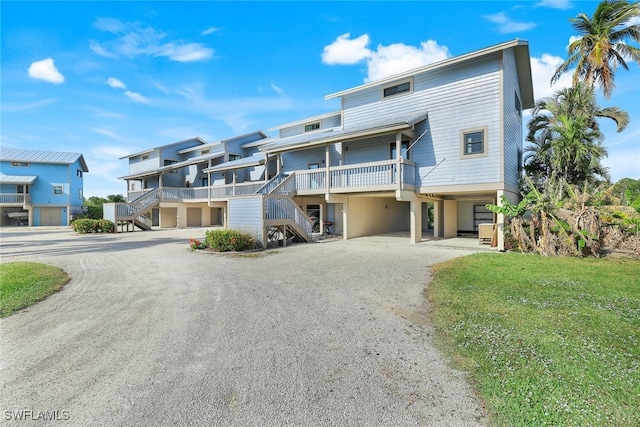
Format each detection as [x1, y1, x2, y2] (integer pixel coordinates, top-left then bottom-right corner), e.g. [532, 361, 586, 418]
[1, 98, 58, 112]
[107, 77, 126, 89]
[321, 33, 371, 65]
[156, 43, 213, 62]
[536, 0, 573, 10]
[322, 34, 451, 82]
[201, 27, 219, 36]
[90, 128, 124, 141]
[91, 18, 214, 62]
[270, 82, 285, 96]
[124, 91, 149, 103]
[484, 12, 537, 34]
[28, 58, 65, 84]
[529, 54, 573, 100]
[366, 40, 450, 82]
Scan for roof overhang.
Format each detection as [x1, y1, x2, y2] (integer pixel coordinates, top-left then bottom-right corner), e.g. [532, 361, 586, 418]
[118, 151, 225, 180]
[203, 153, 267, 173]
[0, 174, 38, 185]
[259, 112, 427, 154]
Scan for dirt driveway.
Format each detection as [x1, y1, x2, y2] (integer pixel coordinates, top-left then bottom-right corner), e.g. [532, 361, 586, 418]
[1, 228, 487, 426]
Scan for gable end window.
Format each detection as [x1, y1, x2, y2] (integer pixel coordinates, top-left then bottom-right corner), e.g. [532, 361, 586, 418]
[304, 122, 320, 132]
[460, 127, 489, 159]
[77, 169, 83, 177]
[382, 80, 412, 98]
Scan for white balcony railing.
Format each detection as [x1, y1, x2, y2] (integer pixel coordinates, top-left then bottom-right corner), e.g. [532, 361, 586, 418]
[125, 158, 417, 203]
[0, 193, 32, 205]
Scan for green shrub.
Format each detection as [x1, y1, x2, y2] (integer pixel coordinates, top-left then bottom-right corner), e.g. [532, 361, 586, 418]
[71, 218, 114, 234]
[205, 229, 255, 252]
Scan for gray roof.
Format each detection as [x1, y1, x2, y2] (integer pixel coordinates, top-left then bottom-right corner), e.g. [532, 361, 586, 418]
[203, 153, 266, 173]
[0, 173, 38, 185]
[0, 148, 88, 172]
[258, 112, 427, 154]
[118, 150, 226, 180]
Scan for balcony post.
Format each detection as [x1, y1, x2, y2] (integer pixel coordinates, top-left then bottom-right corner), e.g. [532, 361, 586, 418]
[325, 145, 330, 195]
[395, 131, 402, 189]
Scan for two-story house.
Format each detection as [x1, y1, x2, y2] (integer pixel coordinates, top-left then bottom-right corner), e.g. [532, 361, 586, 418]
[0, 148, 89, 226]
[107, 39, 533, 249]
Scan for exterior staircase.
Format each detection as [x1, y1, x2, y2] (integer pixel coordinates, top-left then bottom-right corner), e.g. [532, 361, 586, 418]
[262, 173, 313, 244]
[103, 188, 161, 231]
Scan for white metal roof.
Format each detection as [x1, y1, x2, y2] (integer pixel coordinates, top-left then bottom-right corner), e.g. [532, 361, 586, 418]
[118, 151, 225, 180]
[0, 148, 88, 172]
[258, 112, 427, 154]
[203, 153, 266, 173]
[119, 137, 207, 160]
[0, 173, 38, 185]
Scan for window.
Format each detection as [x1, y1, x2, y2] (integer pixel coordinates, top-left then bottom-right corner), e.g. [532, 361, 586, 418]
[142, 154, 149, 160]
[17, 185, 28, 194]
[515, 92, 521, 117]
[390, 140, 410, 159]
[304, 122, 320, 132]
[383, 80, 412, 98]
[201, 149, 210, 155]
[11, 162, 28, 167]
[77, 169, 83, 177]
[229, 154, 242, 161]
[53, 185, 63, 195]
[164, 159, 178, 173]
[308, 163, 320, 169]
[79, 189, 83, 198]
[202, 177, 209, 187]
[460, 127, 488, 158]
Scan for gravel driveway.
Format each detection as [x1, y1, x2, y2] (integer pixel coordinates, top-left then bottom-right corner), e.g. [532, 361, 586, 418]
[1, 228, 487, 426]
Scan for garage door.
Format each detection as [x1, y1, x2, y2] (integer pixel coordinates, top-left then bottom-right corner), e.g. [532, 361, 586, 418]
[40, 208, 63, 226]
[187, 207, 202, 227]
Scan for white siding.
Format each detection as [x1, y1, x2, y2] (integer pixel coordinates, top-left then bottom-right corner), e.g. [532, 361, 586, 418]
[344, 134, 394, 164]
[342, 55, 504, 188]
[228, 197, 263, 239]
[280, 114, 342, 138]
[281, 145, 341, 173]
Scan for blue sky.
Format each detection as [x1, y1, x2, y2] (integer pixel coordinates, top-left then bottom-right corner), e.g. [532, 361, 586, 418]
[2, 1, 639, 198]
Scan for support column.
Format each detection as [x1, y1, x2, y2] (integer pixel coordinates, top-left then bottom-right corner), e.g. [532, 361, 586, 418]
[410, 199, 422, 243]
[342, 196, 349, 240]
[433, 200, 443, 239]
[395, 131, 402, 188]
[325, 145, 331, 196]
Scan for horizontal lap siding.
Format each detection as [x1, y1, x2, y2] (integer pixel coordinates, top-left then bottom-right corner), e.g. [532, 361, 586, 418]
[282, 145, 341, 172]
[502, 49, 524, 189]
[342, 55, 503, 188]
[280, 115, 342, 138]
[228, 197, 263, 239]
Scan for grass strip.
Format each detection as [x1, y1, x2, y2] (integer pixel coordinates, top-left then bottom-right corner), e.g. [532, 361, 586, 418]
[428, 253, 640, 427]
[0, 262, 69, 318]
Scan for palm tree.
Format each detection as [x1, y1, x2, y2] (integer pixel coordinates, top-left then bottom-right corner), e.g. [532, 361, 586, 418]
[551, 0, 640, 98]
[525, 83, 628, 193]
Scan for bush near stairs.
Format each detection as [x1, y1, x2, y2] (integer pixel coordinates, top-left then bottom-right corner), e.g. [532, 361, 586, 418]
[72, 219, 115, 234]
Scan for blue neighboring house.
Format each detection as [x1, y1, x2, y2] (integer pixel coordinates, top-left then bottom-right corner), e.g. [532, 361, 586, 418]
[0, 148, 89, 226]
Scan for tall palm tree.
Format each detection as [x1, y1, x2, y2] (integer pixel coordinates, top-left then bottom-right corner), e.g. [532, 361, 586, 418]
[551, 0, 640, 98]
[525, 83, 628, 192]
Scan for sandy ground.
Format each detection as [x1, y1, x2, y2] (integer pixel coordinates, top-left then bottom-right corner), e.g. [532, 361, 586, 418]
[1, 227, 489, 426]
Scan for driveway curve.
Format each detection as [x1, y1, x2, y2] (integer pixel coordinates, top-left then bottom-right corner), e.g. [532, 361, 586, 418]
[1, 228, 487, 426]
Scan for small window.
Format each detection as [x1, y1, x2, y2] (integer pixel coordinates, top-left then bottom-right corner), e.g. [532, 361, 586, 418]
[383, 80, 412, 98]
[53, 185, 63, 195]
[460, 127, 488, 158]
[515, 92, 521, 117]
[229, 154, 242, 161]
[79, 189, 83, 198]
[11, 161, 29, 167]
[141, 154, 149, 160]
[77, 169, 83, 177]
[304, 122, 320, 132]
[308, 163, 320, 169]
[202, 177, 209, 187]
[164, 159, 178, 173]
[201, 149, 210, 155]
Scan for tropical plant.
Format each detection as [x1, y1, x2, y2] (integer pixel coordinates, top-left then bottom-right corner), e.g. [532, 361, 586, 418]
[551, 0, 640, 98]
[524, 83, 628, 195]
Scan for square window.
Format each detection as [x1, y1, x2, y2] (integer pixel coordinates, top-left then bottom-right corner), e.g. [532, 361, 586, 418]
[464, 131, 484, 154]
[460, 127, 488, 158]
[53, 185, 63, 195]
[77, 169, 83, 177]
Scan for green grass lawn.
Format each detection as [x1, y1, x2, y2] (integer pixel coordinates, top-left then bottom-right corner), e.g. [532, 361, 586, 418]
[0, 262, 69, 318]
[428, 253, 640, 427]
